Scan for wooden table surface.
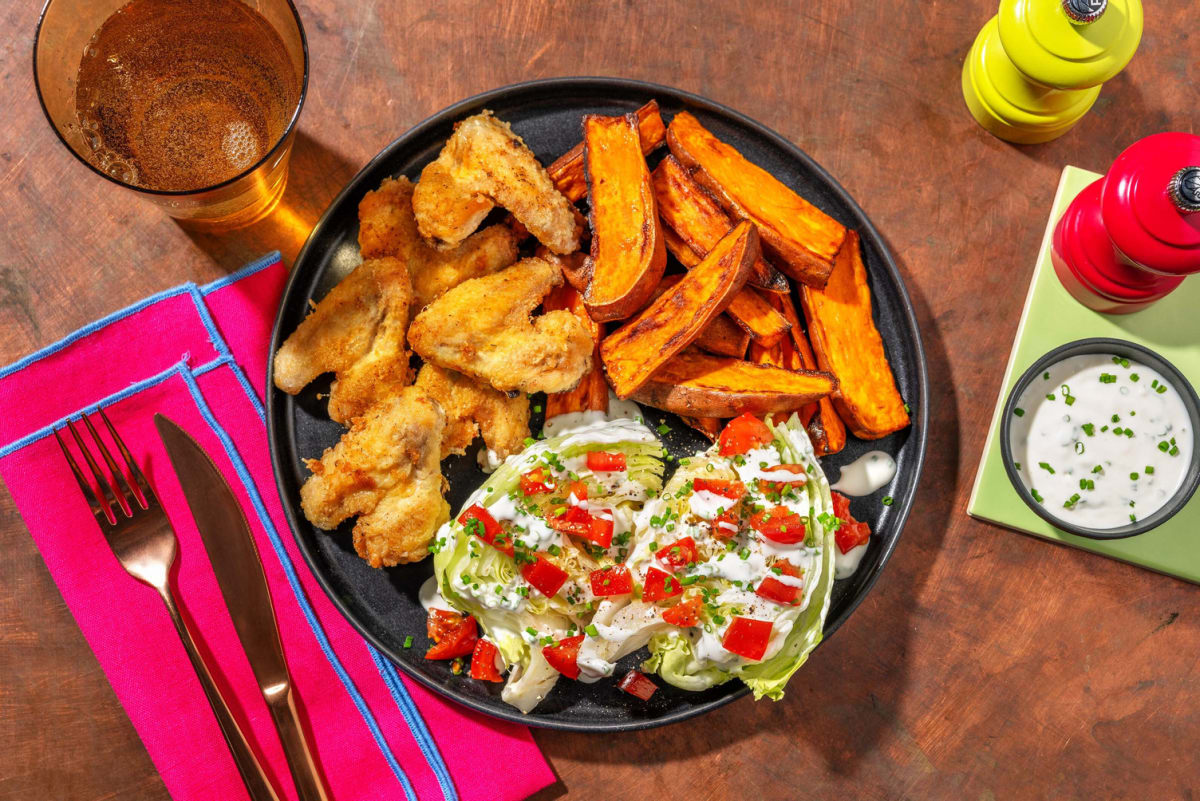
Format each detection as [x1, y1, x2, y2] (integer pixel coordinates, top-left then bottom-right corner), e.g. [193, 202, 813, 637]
[2, 1, 1196, 799]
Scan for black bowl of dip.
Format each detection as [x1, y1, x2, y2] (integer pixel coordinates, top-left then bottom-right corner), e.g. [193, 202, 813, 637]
[1000, 338, 1200, 540]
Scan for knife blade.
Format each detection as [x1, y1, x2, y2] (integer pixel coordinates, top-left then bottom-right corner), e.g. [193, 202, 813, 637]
[155, 414, 331, 801]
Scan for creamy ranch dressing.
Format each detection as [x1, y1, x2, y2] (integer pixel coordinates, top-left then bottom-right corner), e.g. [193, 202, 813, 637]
[1009, 353, 1193, 529]
[831, 451, 896, 497]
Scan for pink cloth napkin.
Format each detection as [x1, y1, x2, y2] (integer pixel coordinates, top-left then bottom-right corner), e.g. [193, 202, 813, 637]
[0, 254, 554, 801]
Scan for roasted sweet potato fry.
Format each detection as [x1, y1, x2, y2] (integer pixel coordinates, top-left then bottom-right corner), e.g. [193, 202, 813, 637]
[631, 348, 836, 418]
[544, 284, 608, 416]
[601, 222, 759, 398]
[654, 274, 749, 358]
[662, 227, 789, 347]
[680, 415, 723, 442]
[800, 231, 909, 439]
[537, 246, 591, 293]
[748, 336, 817, 428]
[653, 155, 787, 293]
[766, 293, 847, 455]
[667, 112, 847, 288]
[549, 101, 666, 203]
[582, 113, 667, 322]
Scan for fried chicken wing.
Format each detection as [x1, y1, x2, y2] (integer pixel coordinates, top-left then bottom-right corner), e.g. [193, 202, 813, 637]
[408, 257, 594, 394]
[358, 175, 519, 310]
[300, 388, 449, 567]
[414, 363, 530, 459]
[412, 111, 580, 254]
[272, 256, 413, 424]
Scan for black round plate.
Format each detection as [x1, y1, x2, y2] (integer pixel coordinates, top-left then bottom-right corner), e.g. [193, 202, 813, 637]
[267, 78, 929, 731]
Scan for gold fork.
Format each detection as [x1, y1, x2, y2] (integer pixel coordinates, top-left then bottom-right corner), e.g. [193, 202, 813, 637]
[55, 409, 281, 801]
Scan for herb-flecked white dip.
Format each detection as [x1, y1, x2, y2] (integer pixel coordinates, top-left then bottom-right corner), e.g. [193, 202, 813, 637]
[1009, 353, 1193, 530]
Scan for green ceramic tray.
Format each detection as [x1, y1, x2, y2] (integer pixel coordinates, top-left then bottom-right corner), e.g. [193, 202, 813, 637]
[968, 166, 1200, 583]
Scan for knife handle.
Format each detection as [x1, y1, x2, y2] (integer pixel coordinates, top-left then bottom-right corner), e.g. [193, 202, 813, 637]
[266, 687, 332, 801]
[158, 585, 282, 801]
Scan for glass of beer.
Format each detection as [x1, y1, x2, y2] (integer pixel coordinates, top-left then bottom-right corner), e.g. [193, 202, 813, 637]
[34, 0, 308, 230]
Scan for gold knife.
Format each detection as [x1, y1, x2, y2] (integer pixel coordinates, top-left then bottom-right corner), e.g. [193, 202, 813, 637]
[155, 414, 332, 801]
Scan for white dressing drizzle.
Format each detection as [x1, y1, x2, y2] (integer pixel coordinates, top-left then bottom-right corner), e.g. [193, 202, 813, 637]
[831, 451, 897, 497]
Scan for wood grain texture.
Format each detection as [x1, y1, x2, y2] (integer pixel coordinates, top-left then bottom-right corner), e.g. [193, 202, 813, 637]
[1, 1, 1197, 800]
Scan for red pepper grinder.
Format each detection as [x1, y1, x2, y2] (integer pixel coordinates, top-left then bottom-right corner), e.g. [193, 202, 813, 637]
[1052, 132, 1200, 314]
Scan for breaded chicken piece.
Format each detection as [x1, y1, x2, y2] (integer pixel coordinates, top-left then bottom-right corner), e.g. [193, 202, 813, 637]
[300, 388, 449, 567]
[408, 257, 594, 394]
[358, 175, 519, 310]
[412, 111, 580, 254]
[414, 363, 530, 459]
[273, 256, 413, 424]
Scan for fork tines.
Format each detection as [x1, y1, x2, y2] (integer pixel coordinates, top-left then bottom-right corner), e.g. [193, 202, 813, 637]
[55, 408, 155, 526]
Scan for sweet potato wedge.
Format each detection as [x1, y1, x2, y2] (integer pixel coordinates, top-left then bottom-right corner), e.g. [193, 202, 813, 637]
[582, 113, 667, 322]
[766, 292, 847, 455]
[601, 222, 758, 398]
[680, 415, 723, 442]
[748, 337, 816, 427]
[652, 155, 787, 293]
[667, 112, 847, 288]
[631, 348, 837, 418]
[544, 283, 608, 416]
[549, 101, 666, 203]
[653, 274, 750, 358]
[662, 227, 790, 347]
[800, 231, 909, 439]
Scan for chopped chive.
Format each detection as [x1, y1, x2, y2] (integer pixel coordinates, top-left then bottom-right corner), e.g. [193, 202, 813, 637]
[1101, 425, 1109, 432]
[1043, 371, 1050, 380]
[1130, 513, 1137, 523]
[1170, 446, 1180, 456]
[1013, 407, 1025, 417]
[882, 496, 894, 506]
[1074, 442, 1085, 455]
[1131, 373, 1140, 382]
[1031, 489, 1044, 503]
[1081, 423, 1095, 436]
[585, 624, 599, 637]
[1092, 465, 1104, 474]
[656, 423, 671, 435]
[1145, 466, 1155, 474]
[403, 635, 413, 649]
[1159, 441, 1170, 452]
[1099, 373, 1117, 384]
[1038, 462, 1056, 474]
[1156, 384, 1168, 394]
[1130, 472, 1139, 480]
[1063, 494, 1081, 509]
[1120, 357, 1130, 368]
[1111, 414, 1120, 423]
[1014, 462, 1022, 471]
[1046, 393, 1056, 401]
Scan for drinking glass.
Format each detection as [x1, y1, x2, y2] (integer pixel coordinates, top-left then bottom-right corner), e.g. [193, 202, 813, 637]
[33, 0, 308, 231]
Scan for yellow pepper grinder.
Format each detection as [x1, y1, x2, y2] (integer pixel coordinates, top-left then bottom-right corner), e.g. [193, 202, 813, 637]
[962, 0, 1143, 144]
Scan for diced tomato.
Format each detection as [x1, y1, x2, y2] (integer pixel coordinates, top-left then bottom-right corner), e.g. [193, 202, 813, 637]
[458, 505, 513, 556]
[589, 565, 633, 596]
[425, 611, 477, 660]
[543, 635, 585, 680]
[831, 492, 872, 555]
[656, 536, 697, 572]
[641, 567, 683, 602]
[721, 616, 773, 661]
[692, 478, 746, 499]
[519, 467, 554, 495]
[617, 669, 659, 701]
[756, 562, 803, 605]
[469, 639, 504, 682]
[567, 480, 588, 502]
[711, 510, 741, 540]
[717, 414, 773, 456]
[758, 464, 808, 495]
[549, 505, 614, 548]
[521, 555, 570, 597]
[662, 595, 702, 627]
[586, 451, 627, 472]
[426, 609, 462, 642]
[749, 506, 807, 544]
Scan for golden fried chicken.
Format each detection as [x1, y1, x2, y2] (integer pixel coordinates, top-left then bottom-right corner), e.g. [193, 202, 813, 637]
[358, 175, 519, 310]
[300, 388, 449, 567]
[412, 111, 580, 254]
[414, 363, 530, 459]
[272, 256, 413, 424]
[407, 257, 594, 394]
